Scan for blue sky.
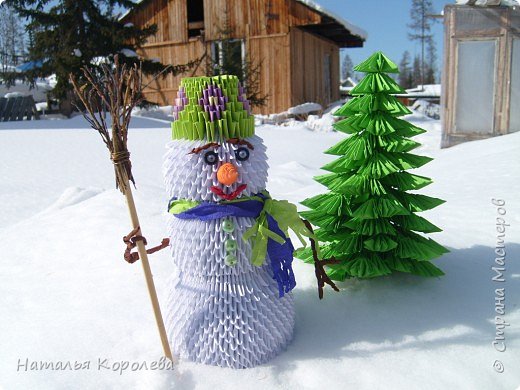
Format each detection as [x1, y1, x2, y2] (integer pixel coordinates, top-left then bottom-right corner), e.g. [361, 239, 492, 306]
[316, 0, 453, 73]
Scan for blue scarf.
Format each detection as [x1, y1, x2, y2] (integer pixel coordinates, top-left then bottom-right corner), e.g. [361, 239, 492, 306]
[169, 192, 301, 297]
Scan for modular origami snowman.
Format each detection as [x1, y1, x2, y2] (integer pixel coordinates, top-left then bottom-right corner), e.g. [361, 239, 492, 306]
[163, 75, 311, 368]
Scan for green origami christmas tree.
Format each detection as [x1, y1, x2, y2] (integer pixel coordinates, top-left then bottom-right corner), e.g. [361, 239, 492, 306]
[297, 52, 449, 281]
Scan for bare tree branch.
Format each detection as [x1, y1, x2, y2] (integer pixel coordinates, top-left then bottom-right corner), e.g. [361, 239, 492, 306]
[301, 219, 342, 299]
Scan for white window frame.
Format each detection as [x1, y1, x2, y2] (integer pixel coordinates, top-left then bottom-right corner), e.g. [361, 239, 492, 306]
[210, 39, 246, 79]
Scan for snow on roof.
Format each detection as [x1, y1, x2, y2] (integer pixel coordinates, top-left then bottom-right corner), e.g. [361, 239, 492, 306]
[121, 0, 367, 40]
[455, 0, 519, 5]
[0, 64, 19, 73]
[119, 2, 140, 20]
[287, 102, 323, 115]
[296, 0, 368, 40]
[340, 77, 357, 87]
[405, 84, 441, 97]
[120, 48, 138, 58]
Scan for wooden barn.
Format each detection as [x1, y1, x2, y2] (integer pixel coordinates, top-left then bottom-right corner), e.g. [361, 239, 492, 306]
[441, 2, 520, 147]
[121, 0, 366, 114]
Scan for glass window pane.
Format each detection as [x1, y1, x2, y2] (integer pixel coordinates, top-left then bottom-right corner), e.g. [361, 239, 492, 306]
[509, 39, 520, 133]
[511, 9, 520, 30]
[323, 54, 331, 102]
[456, 8, 502, 32]
[455, 40, 496, 133]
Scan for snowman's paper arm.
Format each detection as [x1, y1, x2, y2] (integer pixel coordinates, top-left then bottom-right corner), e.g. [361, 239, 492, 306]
[301, 219, 342, 299]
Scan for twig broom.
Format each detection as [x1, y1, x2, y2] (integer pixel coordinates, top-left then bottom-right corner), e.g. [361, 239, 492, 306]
[70, 56, 174, 361]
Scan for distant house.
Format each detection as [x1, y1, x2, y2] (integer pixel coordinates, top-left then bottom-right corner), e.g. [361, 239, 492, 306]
[442, 2, 520, 147]
[121, 0, 366, 114]
[339, 77, 357, 98]
[396, 84, 441, 106]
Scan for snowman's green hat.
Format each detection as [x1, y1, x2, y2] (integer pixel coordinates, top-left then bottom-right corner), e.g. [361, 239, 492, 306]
[171, 75, 255, 141]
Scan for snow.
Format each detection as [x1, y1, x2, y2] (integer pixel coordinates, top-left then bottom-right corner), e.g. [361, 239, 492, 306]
[456, 0, 519, 5]
[46, 74, 57, 88]
[287, 102, 322, 115]
[1, 113, 519, 389]
[132, 105, 173, 121]
[253, 101, 342, 132]
[405, 84, 441, 97]
[296, 0, 368, 40]
[255, 102, 327, 126]
[4, 91, 25, 98]
[340, 77, 357, 93]
[411, 100, 441, 120]
[0, 79, 52, 102]
[120, 48, 139, 58]
[0, 63, 19, 73]
[35, 102, 49, 113]
[304, 113, 336, 132]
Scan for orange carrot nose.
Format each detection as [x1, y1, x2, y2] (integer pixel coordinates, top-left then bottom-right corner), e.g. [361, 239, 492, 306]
[217, 162, 238, 186]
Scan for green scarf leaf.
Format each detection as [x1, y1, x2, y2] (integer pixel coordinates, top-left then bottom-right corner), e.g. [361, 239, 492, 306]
[168, 192, 320, 266]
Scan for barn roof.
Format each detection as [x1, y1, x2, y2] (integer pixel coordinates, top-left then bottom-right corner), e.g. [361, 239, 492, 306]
[296, 0, 367, 46]
[120, 0, 367, 48]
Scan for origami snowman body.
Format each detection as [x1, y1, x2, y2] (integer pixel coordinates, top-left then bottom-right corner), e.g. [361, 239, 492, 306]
[163, 76, 299, 368]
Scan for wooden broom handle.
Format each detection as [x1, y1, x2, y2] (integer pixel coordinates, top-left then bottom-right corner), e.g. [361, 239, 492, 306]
[124, 183, 174, 362]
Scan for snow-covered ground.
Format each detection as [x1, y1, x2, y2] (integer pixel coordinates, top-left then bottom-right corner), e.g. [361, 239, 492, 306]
[0, 79, 54, 102]
[0, 112, 519, 390]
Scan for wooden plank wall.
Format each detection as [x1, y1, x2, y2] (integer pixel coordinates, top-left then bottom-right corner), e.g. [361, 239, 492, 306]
[128, 0, 323, 46]
[124, 0, 339, 113]
[203, 0, 248, 39]
[127, 0, 203, 105]
[126, 0, 187, 45]
[290, 27, 339, 109]
[138, 40, 206, 105]
[203, 0, 320, 38]
[248, 35, 291, 114]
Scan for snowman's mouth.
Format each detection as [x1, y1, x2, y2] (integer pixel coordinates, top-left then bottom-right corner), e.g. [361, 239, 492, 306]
[210, 184, 247, 201]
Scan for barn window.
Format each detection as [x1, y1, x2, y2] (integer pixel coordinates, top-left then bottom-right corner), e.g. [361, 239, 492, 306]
[455, 40, 497, 134]
[509, 39, 520, 132]
[210, 39, 246, 80]
[323, 53, 332, 103]
[187, 0, 204, 38]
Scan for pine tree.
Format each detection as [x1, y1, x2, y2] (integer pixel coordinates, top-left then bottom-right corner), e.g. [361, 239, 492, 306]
[398, 51, 412, 89]
[341, 53, 354, 81]
[412, 54, 422, 87]
[296, 52, 448, 281]
[0, 5, 26, 87]
[408, 0, 437, 87]
[424, 38, 437, 84]
[7, 0, 198, 101]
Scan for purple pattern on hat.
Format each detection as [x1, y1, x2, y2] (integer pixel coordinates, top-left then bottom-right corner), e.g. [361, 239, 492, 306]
[237, 82, 251, 115]
[172, 87, 188, 121]
[198, 85, 228, 122]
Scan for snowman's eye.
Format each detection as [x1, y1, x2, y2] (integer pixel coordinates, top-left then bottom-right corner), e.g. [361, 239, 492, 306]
[204, 151, 219, 165]
[235, 147, 250, 162]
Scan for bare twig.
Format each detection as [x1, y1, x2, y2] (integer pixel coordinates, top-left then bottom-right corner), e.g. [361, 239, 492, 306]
[70, 55, 143, 192]
[302, 219, 341, 299]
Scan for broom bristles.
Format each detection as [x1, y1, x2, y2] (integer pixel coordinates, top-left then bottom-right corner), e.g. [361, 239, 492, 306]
[70, 55, 143, 193]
